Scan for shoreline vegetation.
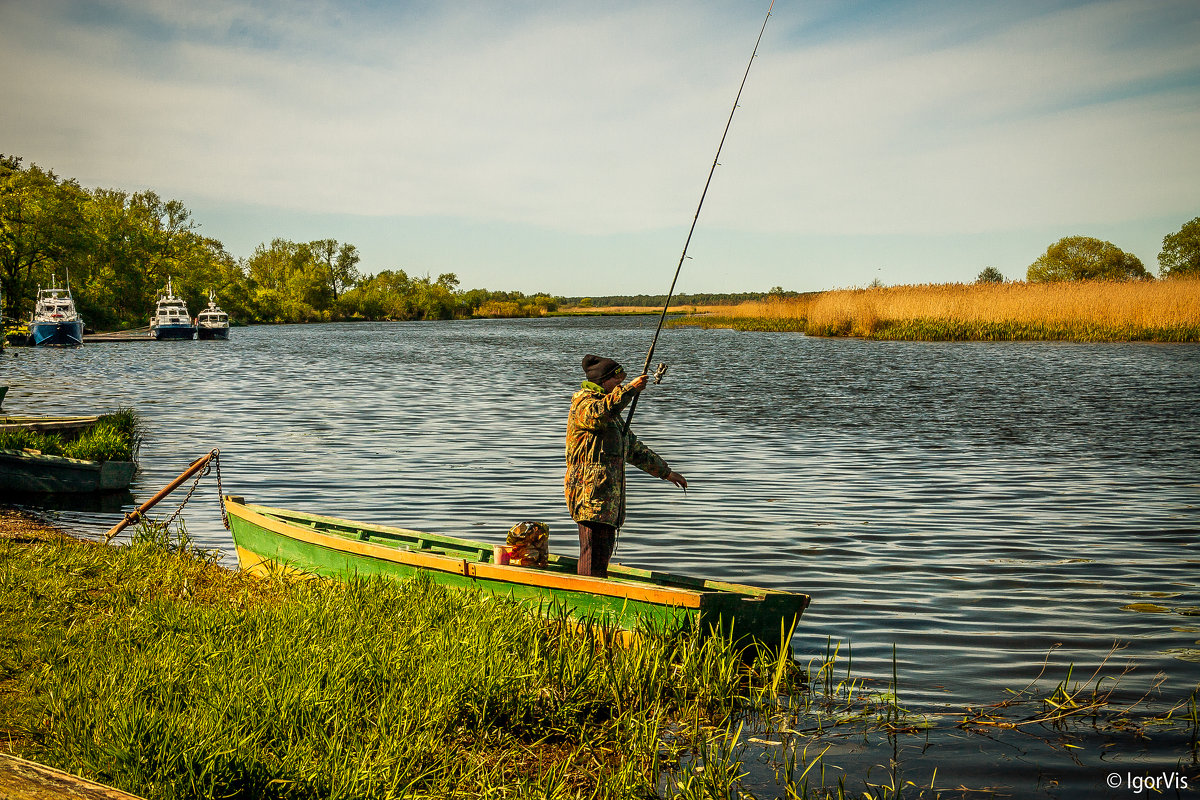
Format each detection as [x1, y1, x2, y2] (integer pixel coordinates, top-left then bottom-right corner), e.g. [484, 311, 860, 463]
[5, 155, 1197, 344]
[1, 514, 1197, 799]
[662, 279, 1200, 342]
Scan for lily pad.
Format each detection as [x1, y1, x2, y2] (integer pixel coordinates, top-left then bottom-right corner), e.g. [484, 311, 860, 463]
[1121, 603, 1170, 613]
[1160, 647, 1200, 663]
[1173, 606, 1200, 616]
[1130, 591, 1182, 599]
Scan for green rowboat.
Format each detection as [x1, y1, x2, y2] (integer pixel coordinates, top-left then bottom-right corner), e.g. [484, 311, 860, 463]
[224, 497, 810, 647]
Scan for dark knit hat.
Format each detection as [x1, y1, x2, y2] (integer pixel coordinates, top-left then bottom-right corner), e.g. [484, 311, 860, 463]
[582, 354, 623, 383]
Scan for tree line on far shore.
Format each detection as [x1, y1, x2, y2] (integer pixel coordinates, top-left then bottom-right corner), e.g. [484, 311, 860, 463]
[974, 223, 1199, 285]
[0, 155, 557, 330]
[4, 155, 1197, 329]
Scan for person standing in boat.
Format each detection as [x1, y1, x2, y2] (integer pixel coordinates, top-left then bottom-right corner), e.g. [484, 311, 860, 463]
[565, 354, 687, 578]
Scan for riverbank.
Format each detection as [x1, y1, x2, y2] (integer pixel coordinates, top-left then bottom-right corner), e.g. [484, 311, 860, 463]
[669, 279, 1200, 341]
[2, 513, 1196, 798]
[0, 517, 815, 799]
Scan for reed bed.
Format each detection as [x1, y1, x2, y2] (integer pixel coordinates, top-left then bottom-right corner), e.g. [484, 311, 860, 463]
[671, 279, 1200, 342]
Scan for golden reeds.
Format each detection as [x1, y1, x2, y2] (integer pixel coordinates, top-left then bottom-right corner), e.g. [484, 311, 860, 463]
[675, 279, 1200, 341]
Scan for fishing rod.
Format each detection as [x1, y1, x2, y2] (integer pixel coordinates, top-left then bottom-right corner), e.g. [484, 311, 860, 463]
[624, 0, 775, 433]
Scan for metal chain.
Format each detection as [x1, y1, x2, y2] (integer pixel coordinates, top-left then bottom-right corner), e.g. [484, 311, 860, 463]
[159, 457, 212, 530]
[213, 451, 229, 529]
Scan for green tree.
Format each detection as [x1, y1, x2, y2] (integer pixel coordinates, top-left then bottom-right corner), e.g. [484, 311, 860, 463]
[0, 155, 88, 321]
[1027, 236, 1149, 282]
[245, 239, 333, 322]
[976, 266, 1004, 284]
[339, 268, 414, 319]
[310, 239, 362, 301]
[1158, 217, 1200, 279]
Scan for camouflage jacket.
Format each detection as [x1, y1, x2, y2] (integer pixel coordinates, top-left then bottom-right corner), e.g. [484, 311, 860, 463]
[564, 381, 671, 528]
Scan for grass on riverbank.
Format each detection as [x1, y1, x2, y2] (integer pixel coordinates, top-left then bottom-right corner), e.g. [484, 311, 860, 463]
[670, 279, 1200, 342]
[2, 520, 1196, 799]
[0, 524, 812, 799]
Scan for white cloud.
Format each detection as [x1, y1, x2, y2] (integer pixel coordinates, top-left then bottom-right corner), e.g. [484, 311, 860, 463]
[2, 0, 1197, 289]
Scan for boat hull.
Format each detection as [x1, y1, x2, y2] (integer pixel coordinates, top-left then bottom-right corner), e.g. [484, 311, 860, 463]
[153, 324, 196, 341]
[0, 449, 137, 493]
[224, 499, 809, 647]
[29, 320, 84, 347]
[196, 326, 229, 340]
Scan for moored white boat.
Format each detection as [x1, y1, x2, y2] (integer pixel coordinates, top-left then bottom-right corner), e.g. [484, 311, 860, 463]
[150, 278, 195, 341]
[28, 280, 84, 347]
[195, 290, 230, 340]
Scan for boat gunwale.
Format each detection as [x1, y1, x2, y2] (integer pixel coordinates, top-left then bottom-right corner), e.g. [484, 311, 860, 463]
[235, 502, 804, 601]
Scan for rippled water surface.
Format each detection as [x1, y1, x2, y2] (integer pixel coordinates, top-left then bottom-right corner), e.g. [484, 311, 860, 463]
[4, 317, 1198, 797]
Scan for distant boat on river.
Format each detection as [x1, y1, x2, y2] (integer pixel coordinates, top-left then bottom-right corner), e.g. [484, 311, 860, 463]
[224, 497, 810, 648]
[28, 280, 84, 347]
[195, 290, 230, 340]
[150, 278, 195, 341]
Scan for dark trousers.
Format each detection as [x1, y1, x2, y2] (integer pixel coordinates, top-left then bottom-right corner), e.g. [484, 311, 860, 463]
[577, 521, 617, 578]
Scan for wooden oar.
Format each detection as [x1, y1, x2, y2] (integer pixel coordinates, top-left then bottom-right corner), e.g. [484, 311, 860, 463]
[103, 450, 218, 544]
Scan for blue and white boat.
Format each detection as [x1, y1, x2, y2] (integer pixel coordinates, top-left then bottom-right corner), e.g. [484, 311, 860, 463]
[150, 278, 195, 341]
[195, 290, 230, 340]
[28, 281, 85, 347]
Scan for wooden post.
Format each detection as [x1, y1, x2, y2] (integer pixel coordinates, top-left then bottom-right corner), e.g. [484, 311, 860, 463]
[103, 450, 218, 544]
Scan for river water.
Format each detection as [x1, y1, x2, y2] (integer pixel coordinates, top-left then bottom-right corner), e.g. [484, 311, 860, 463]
[3, 317, 1198, 798]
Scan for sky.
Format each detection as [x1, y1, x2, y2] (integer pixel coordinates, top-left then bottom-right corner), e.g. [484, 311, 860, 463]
[2, 0, 1198, 296]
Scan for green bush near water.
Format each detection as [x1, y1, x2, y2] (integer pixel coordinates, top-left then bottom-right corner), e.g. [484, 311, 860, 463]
[0, 527, 799, 799]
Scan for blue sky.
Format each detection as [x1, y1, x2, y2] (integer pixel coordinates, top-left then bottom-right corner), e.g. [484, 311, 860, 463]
[2, 0, 1198, 295]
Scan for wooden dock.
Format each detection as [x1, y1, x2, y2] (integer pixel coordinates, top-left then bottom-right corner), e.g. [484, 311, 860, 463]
[83, 328, 152, 344]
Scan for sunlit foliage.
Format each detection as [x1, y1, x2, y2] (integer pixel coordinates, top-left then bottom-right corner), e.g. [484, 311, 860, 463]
[1158, 217, 1200, 279]
[0, 155, 556, 329]
[672, 279, 1200, 342]
[1027, 235, 1150, 283]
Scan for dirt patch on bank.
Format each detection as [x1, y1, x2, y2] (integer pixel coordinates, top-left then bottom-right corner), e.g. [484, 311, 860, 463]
[0, 508, 72, 543]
